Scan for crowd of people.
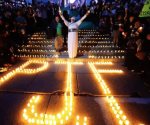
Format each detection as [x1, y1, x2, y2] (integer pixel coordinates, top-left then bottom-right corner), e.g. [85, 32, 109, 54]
[0, 3, 57, 66]
[98, 0, 150, 85]
[94, 0, 150, 84]
[0, 0, 150, 83]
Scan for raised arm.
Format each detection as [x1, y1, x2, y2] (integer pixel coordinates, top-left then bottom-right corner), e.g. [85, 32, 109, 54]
[59, 7, 69, 27]
[76, 10, 90, 26]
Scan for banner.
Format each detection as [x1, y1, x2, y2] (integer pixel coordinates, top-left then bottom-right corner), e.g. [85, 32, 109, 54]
[139, 0, 150, 17]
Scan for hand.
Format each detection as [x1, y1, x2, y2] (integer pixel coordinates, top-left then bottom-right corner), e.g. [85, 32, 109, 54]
[86, 10, 90, 16]
[138, 26, 143, 33]
[59, 7, 62, 15]
[124, 15, 127, 21]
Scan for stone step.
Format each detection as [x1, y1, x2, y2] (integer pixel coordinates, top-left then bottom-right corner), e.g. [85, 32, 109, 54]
[28, 33, 109, 36]
[78, 32, 100, 34]
[17, 45, 121, 50]
[15, 54, 124, 58]
[17, 49, 125, 54]
[28, 37, 111, 42]
[15, 52, 124, 58]
[17, 42, 113, 48]
[27, 41, 112, 44]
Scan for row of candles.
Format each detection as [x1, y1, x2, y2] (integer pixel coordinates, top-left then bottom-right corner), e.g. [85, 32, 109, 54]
[29, 41, 52, 44]
[78, 30, 97, 31]
[18, 45, 119, 48]
[17, 45, 120, 51]
[79, 41, 112, 43]
[17, 49, 124, 53]
[82, 49, 124, 52]
[78, 32, 99, 34]
[0, 67, 8, 72]
[14, 54, 125, 59]
[30, 31, 101, 36]
[33, 33, 46, 35]
[78, 33, 109, 36]
[18, 45, 52, 48]
[28, 35, 46, 37]
[28, 41, 112, 44]
[78, 50, 124, 54]
[18, 49, 55, 52]
[55, 61, 114, 65]
[79, 38, 110, 40]
[18, 45, 120, 51]
[30, 38, 46, 40]
[18, 43, 113, 48]
[78, 45, 118, 48]
[79, 34, 109, 36]
[28, 37, 110, 41]
[15, 55, 53, 58]
[55, 61, 84, 65]
[31, 35, 46, 37]
[27, 36, 110, 41]
[79, 42, 112, 44]
[98, 69, 123, 73]
[89, 56, 125, 59]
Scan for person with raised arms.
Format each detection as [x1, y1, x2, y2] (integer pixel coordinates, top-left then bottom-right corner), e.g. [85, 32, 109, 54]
[59, 7, 90, 58]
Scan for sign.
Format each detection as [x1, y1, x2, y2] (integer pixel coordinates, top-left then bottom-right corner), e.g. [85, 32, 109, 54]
[139, 0, 150, 17]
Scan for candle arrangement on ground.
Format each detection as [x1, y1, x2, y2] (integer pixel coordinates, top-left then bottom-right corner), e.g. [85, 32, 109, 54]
[0, 60, 132, 124]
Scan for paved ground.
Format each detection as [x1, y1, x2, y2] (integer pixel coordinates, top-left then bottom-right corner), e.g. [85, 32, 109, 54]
[0, 60, 150, 125]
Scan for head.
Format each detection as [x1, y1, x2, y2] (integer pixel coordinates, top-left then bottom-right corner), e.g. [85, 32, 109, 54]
[146, 34, 150, 41]
[71, 17, 75, 23]
[17, 11, 21, 16]
[0, 17, 2, 25]
[117, 15, 122, 20]
[129, 15, 134, 22]
[134, 20, 140, 28]
[55, 16, 60, 23]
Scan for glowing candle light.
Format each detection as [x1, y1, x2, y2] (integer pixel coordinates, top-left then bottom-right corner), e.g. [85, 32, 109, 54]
[88, 62, 130, 125]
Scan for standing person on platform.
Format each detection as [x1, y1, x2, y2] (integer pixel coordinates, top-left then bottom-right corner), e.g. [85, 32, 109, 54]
[59, 7, 90, 58]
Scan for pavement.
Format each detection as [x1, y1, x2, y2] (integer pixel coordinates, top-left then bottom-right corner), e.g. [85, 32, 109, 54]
[0, 60, 150, 125]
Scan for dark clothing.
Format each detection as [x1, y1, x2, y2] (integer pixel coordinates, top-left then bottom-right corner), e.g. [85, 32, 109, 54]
[62, 12, 69, 46]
